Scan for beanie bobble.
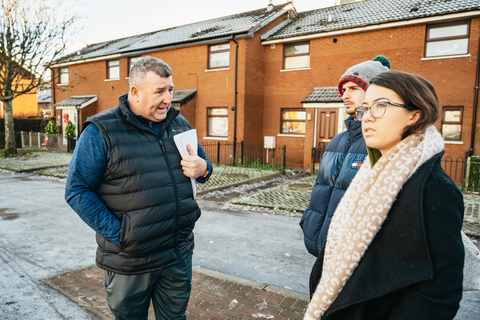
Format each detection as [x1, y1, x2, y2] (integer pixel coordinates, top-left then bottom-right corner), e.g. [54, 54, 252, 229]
[372, 55, 391, 69]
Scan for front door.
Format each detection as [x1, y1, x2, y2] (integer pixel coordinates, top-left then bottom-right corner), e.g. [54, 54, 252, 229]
[61, 108, 77, 145]
[317, 109, 338, 153]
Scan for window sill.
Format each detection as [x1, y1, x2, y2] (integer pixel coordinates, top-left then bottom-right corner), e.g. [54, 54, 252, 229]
[421, 54, 471, 61]
[203, 136, 229, 140]
[280, 68, 311, 72]
[104, 78, 120, 82]
[57, 83, 69, 86]
[444, 140, 464, 145]
[277, 134, 305, 138]
[205, 68, 230, 72]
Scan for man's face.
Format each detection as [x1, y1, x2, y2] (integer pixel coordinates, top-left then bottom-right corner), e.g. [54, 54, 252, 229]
[132, 71, 174, 122]
[341, 81, 366, 120]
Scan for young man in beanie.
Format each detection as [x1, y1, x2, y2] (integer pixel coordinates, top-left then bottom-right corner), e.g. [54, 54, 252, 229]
[300, 56, 390, 295]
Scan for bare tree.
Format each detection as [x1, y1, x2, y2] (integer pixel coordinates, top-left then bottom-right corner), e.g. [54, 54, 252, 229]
[0, 0, 78, 156]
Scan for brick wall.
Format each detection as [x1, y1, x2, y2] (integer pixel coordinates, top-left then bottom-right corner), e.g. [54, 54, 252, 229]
[264, 18, 480, 170]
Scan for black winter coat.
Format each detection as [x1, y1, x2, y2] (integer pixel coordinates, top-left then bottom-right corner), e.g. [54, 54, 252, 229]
[85, 96, 202, 275]
[301, 117, 367, 256]
[309, 152, 464, 320]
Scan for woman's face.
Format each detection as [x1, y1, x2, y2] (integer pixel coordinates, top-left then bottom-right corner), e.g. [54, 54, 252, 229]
[362, 85, 420, 155]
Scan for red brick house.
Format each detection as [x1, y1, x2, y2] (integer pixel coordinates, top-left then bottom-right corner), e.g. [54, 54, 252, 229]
[51, 0, 480, 179]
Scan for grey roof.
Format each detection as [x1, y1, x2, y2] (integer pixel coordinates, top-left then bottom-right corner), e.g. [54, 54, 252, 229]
[262, 0, 480, 41]
[57, 3, 292, 64]
[55, 95, 97, 108]
[37, 92, 51, 104]
[173, 89, 197, 106]
[302, 87, 342, 103]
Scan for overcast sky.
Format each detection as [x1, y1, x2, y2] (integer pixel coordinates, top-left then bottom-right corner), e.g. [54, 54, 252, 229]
[65, 0, 337, 53]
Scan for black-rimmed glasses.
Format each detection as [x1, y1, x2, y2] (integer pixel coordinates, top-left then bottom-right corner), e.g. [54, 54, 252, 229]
[356, 101, 408, 121]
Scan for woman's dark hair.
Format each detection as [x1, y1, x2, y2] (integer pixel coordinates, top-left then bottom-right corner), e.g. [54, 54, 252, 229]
[369, 70, 439, 139]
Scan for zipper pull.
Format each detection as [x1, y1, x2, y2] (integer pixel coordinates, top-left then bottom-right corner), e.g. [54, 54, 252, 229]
[159, 140, 166, 152]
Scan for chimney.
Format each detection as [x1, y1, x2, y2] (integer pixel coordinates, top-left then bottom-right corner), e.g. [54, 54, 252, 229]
[267, 0, 274, 11]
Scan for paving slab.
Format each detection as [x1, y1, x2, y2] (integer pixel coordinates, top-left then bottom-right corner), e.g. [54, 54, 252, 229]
[42, 265, 309, 320]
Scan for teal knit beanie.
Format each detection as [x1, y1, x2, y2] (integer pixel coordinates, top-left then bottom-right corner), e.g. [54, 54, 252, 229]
[338, 55, 391, 95]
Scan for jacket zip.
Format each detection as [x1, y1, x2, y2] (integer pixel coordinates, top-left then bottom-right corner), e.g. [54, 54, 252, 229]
[158, 139, 183, 261]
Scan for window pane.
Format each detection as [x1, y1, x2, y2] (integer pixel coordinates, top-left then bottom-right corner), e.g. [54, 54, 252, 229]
[425, 39, 468, 57]
[283, 110, 306, 120]
[60, 68, 68, 84]
[285, 55, 310, 69]
[208, 108, 228, 116]
[285, 44, 309, 55]
[210, 51, 229, 68]
[210, 43, 229, 52]
[442, 124, 461, 140]
[208, 117, 228, 136]
[281, 121, 305, 134]
[429, 24, 468, 39]
[108, 60, 119, 67]
[108, 66, 120, 79]
[445, 110, 461, 122]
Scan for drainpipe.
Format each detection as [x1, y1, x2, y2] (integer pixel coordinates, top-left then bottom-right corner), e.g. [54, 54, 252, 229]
[232, 35, 239, 162]
[470, 36, 480, 157]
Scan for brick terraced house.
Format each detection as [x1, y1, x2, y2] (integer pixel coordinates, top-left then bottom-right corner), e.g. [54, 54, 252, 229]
[51, 0, 480, 180]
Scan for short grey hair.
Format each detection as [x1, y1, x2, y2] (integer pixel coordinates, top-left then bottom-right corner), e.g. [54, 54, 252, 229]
[129, 56, 172, 88]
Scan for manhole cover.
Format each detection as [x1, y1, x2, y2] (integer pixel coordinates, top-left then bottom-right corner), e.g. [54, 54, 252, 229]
[282, 183, 313, 190]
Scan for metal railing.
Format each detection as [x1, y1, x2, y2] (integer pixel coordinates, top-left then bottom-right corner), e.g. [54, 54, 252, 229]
[311, 146, 467, 184]
[201, 141, 286, 174]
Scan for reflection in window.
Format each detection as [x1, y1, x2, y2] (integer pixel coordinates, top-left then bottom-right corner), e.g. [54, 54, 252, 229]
[281, 109, 306, 134]
[425, 21, 469, 58]
[208, 107, 228, 137]
[209, 43, 230, 69]
[441, 107, 463, 141]
[284, 42, 310, 69]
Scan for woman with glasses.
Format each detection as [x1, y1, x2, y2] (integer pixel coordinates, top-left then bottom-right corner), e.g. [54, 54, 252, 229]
[305, 71, 464, 320]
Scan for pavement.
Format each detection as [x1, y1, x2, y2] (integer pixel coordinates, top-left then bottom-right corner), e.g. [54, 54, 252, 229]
[1, 150, 480, 320]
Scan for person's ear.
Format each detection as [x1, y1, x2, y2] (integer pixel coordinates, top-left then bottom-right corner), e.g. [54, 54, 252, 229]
[130, 86, 140, 103]
[408, 110, 421, 126]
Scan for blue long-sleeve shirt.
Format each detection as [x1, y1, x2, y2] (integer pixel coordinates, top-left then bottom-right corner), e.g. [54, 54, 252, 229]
[65, 104, 212, 246]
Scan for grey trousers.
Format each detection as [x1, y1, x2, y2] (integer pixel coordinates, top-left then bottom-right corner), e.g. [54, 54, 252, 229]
[103, 254, 193, 320]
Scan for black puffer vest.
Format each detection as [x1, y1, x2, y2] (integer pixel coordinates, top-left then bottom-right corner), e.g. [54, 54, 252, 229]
[84, 96, 201, 275]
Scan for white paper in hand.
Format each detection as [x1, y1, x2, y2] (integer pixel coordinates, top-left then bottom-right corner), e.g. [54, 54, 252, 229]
[173, 129, 198, 199]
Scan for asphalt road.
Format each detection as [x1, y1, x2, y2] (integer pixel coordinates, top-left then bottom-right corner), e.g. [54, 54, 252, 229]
[0, 171, 315, 319]
[0, 170, 478, 320]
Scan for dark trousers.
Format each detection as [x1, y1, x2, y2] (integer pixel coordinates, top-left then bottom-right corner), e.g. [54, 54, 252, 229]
[103, 254, 193, 320]
[309, 252, 324, 298]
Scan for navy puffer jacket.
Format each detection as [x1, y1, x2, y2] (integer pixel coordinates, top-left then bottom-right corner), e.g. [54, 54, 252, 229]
[300, 117, 367, 256]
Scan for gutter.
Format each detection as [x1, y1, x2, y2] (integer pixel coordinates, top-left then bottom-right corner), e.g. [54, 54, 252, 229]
[470, 36, 480, 156]
[51, 33, 253, 68]
[262, 10, 480, 45]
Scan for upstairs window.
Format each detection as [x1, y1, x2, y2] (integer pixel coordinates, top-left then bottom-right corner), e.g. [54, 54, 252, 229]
[284, 42, 310, 69]
[281, 109, 306, 134]
[59, 67, 69, 84]
[441, 107, 463, 141]
[208, 43, 230, 69]
[107, 60, 120, 79]
[128, 56, 142, 77]
[425, 21, 469, 58]
[207, 107, 228, 137]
